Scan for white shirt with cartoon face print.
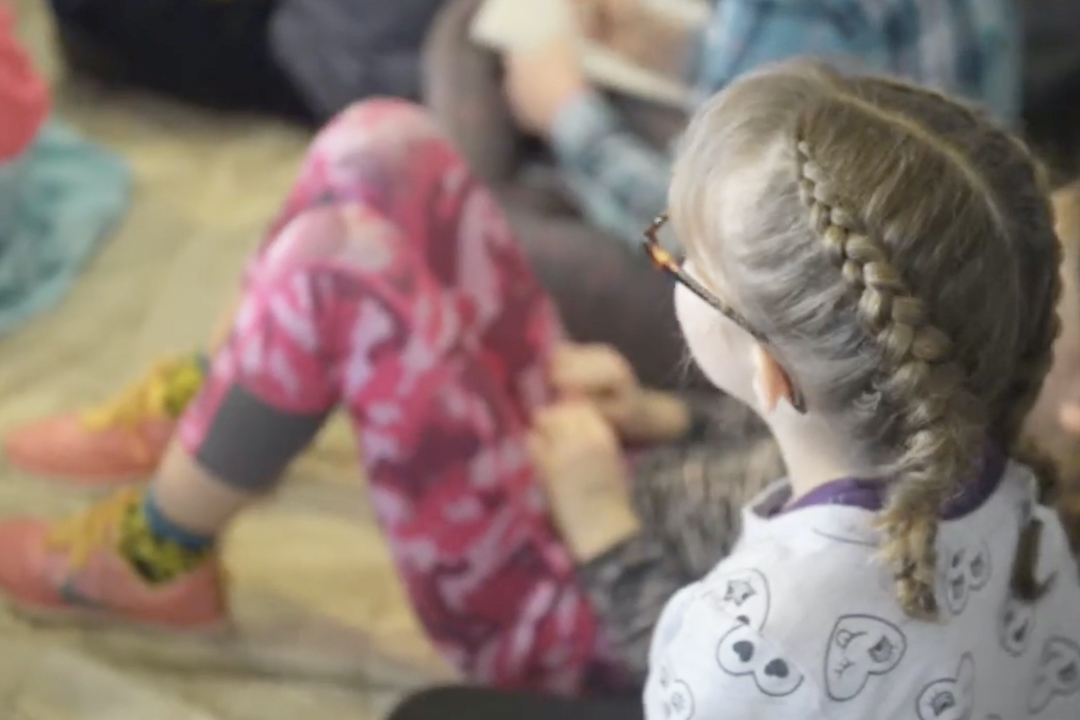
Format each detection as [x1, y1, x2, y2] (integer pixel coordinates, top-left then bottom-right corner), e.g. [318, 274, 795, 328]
[643, 461, 1080, 720]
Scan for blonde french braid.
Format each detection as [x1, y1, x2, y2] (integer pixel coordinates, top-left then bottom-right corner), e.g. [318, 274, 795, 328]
[795, 139, 985, 618]
[831, 77, 1066, 604]
[866, 78, 1063, 492]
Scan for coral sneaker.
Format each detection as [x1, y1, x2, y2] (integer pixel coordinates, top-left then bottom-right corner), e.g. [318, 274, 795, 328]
[0, 488, 227, 629]
[3, 354, 206, 486]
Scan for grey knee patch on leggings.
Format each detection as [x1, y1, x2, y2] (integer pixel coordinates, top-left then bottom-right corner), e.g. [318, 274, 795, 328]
[194, 385, 330, 492]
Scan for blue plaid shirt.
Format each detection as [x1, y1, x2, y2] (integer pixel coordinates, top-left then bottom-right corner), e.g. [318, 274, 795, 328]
[551, 0, 1020, 250]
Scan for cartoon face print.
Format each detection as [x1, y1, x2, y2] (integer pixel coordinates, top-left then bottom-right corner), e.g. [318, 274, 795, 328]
[916, 653, 976, 720]
[998, 594, 1036, 657]
[1028, 636, 1080, 714]
[702, 569, 771, 630]
[939, 542, 992, 615]
[653, 663, 695, 720]
[716, 622, 804, 697]
[824, 614, 907, 701]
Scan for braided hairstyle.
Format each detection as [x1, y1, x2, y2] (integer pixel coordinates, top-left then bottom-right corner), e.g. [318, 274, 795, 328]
[669, 61, 1062, 619]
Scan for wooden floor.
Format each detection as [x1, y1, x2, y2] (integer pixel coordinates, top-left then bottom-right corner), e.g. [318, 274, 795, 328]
[0, 3, 453, 718]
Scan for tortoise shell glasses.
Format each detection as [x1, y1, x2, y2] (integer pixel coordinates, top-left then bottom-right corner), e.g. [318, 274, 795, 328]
[643, 213, 807, 413]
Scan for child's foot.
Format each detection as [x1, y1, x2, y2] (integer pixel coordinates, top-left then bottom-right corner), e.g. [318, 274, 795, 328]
[3, 354, 206, 486]
[0, 488, 226, 628]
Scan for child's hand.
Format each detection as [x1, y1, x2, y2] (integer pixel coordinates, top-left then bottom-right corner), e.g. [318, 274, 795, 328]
[569, 0, 691, 78]
[528, 400, 639, 560]
[529, 399, 624, 489]
[549, 342, 642, 426]
[549, 343, 688, 443]
[503, 35, 590, 137]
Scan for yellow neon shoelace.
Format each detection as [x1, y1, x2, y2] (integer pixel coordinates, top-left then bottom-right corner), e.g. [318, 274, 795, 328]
[46, 488, 140, 569]
[45, 488, 228, 589]
[81, 357, 205, 431]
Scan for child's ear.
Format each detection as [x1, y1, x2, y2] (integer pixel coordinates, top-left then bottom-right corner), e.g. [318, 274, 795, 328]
[752, 345, 795, 413]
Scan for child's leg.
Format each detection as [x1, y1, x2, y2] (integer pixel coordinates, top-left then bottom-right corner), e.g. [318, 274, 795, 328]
[3, 218, 271, 485]
[2, 351, 207, 484]
[302, 103, 612, 692]
[3, 135, 302, 486]
[2, 289, 240, 485]
[0, 101, 618, 694]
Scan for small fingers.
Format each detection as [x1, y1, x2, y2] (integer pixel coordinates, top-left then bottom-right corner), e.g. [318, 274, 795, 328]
[550, 343, 635, 396]
[568, 0, 606, 38]
[536, 398, 589, 426]
[526, 429, 550, 470]
[535, 398, 610, 437]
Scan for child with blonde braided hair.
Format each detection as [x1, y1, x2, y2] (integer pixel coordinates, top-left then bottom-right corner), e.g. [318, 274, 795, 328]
[645, 60, 1080, 719]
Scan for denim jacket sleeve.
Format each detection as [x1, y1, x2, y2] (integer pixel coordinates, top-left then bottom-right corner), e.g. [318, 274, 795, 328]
[690, 0, 891, 103]
[549, 1, 884, 251]
[550, 91, 672, 251]
[692, 0, 1020, 126]
[549, 0, 1020, 250]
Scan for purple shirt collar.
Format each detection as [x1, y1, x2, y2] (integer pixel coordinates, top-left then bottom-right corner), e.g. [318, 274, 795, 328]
[771, 443, 1006, 520]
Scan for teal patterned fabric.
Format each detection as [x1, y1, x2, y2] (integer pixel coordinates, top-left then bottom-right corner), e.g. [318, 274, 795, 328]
[0, 119, 130, 336]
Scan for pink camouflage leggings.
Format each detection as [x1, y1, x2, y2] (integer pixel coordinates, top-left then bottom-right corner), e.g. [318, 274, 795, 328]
[174, 100, 625, 693]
